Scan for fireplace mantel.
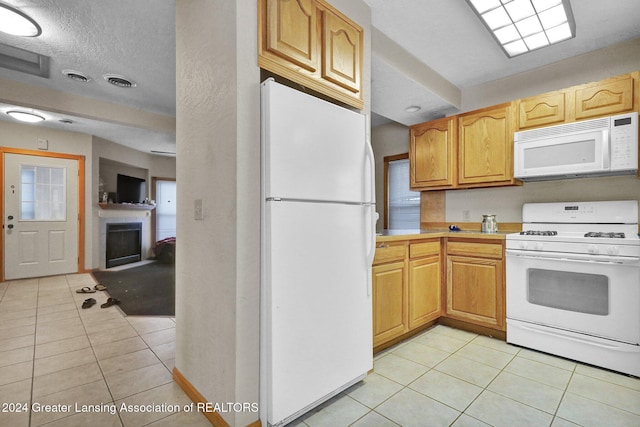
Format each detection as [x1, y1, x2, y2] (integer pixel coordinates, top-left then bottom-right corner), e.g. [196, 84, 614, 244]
[98, 203, 155, 211]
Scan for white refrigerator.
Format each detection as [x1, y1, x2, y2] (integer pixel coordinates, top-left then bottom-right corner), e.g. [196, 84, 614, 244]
[260, 78, 376, 426]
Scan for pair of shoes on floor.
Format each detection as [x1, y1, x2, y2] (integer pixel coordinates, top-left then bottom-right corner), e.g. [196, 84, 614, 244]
[76, 284, 107, 293]
[81, 297, 120, 309]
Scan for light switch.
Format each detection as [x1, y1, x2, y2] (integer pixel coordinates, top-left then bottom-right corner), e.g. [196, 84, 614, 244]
[37, 139, 48, 150]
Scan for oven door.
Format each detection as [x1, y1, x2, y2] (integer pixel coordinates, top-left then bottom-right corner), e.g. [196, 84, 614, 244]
[506, 249, 640, 345]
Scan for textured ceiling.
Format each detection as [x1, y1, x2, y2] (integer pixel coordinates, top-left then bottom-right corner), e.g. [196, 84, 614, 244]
[0, 1, 639, 152]
[0, 0, 176, 155]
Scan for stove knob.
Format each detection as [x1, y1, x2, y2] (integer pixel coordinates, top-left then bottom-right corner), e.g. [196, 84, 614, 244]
[606, 246, 620, 256]
[519, 241, 528, 249]
[587, 245, 599, 254]
[534, 242, 544, 250]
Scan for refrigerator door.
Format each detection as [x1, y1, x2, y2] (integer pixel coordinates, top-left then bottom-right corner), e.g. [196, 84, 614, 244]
[264, 200, 374, 425]
[261, 79, 373, 204]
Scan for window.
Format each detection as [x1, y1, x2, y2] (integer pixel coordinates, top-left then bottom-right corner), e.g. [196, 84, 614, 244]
[155, 179, 176, 240]
[384, 154, 420, 229]
[20, 165, 66, 221]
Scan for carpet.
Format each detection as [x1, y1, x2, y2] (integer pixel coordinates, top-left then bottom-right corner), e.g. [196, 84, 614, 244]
[92, 261, 174, 316]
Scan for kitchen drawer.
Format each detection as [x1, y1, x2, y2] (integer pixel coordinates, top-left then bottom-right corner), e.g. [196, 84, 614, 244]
[447, 241, 503, 259]
[373, 243, 406, 265]
[409, 241, 440, 259]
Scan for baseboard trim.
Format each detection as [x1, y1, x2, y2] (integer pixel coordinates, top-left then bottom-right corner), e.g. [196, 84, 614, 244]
[172, 368, 262, 427]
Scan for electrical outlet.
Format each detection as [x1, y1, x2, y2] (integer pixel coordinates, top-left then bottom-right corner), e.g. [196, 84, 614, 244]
[462, 210, 471, 221]
[194, 199, 204, 220]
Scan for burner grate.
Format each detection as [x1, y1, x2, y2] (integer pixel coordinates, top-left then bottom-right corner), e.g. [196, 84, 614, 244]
[584, 232, 626, 238]
[519, 230, 558, 236]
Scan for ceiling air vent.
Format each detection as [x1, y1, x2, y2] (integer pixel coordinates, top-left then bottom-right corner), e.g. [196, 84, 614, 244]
[103, 74, 136, 88]
[62, 69, 90, 82]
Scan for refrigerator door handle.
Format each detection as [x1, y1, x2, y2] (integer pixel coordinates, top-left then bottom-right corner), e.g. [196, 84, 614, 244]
[364, 133, 376, 204]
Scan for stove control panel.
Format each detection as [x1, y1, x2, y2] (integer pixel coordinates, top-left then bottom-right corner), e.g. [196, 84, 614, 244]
[523, 200, 638, 224]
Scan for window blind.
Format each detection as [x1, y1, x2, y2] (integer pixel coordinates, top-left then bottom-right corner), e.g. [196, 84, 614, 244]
[388, 159, 420, 229]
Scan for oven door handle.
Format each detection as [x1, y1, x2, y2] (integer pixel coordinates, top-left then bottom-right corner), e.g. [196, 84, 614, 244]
[506, 249, 640, 265]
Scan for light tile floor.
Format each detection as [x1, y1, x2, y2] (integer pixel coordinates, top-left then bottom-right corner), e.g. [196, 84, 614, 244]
[0, 273, 210, 427]
[293, 326, 640, 427]
[2, 274, 640, 427]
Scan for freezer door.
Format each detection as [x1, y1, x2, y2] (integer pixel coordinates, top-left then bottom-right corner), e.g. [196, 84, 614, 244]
[261, 79, 373, 204]
[264, 200, 374, 425]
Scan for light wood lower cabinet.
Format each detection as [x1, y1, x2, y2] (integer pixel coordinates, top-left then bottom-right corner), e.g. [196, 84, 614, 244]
[372, 260, 407, 347]
[373, 240, 441, 348]
[445, 240, 505, 331]
[408, 241, 442, 329]
[373, 237, 506, 350]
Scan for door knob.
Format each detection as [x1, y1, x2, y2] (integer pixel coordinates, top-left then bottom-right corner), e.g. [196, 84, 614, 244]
[7, 215, 13, 220]
[7, 224, 14, 229]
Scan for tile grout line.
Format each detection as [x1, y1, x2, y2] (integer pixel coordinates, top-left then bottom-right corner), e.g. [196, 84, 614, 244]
[73, 275, 128, 427]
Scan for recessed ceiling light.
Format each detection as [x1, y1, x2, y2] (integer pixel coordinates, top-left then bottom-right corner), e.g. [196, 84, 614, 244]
[62, 69, 91, 82]
[7, 110, 45, 123]
[405, 106, 422, 113]
[103, 74, 137, 88]
[466, 0, 575, 58]
[0, 3, 42, 37]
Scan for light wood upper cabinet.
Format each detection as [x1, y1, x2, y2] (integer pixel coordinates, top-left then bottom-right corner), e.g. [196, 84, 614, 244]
[409, 117, 457, 189]
[265, 0, 318, 72]
[458, 104, 514, 185]
[517, 91, 566, 129]
[322, 10, 361, 94]
[258, 0, 364, 109]
[514, 72, 639, 131]
[574, 74, 634, 119]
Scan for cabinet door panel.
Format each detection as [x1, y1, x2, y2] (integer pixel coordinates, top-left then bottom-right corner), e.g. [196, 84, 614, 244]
[575, 76, 634, 119]
[446, 256, 503, 329]
[518, 92, 565, 129]
[266, 0, 318, 72]
[410, 117, 456, 188]
[322, 10, 362, 94]
[408, 256, 441, 329]
[459, 106, 512, 184]
[373, 261, 407, 346]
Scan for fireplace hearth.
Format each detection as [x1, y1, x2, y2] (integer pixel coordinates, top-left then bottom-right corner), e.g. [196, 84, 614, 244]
[106, 222, 142, 268]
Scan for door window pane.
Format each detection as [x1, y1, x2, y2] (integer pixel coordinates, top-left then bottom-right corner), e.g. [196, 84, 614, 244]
[20, 165, 66, 221]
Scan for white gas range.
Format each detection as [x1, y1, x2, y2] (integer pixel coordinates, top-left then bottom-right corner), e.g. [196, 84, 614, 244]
[506, 200, 640, 377]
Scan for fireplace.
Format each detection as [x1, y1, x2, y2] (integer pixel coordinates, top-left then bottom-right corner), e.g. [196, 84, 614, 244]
[106, 222, 142, 268]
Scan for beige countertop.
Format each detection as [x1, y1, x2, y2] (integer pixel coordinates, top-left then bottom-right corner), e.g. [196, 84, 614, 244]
[376, 229, 511, 242]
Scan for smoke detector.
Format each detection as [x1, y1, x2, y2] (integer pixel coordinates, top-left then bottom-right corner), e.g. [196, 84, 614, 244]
[103, 74, 136, 88]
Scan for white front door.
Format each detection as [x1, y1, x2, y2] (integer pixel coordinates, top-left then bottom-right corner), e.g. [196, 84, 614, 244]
[4, 153, 79, 280]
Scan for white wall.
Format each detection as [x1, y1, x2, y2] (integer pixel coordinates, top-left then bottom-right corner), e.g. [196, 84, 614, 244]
[175, 1, 260, 425]
[370, 38, 640, 227]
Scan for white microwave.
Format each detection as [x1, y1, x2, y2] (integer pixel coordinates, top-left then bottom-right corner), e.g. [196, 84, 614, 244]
[514, 112, 638, 181]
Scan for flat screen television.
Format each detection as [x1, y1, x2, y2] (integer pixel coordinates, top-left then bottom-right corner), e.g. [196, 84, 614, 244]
[116, 174, 146, 203]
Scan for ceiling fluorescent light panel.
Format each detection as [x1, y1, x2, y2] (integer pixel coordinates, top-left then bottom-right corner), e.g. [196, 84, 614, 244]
[466, 0, 575, 57]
